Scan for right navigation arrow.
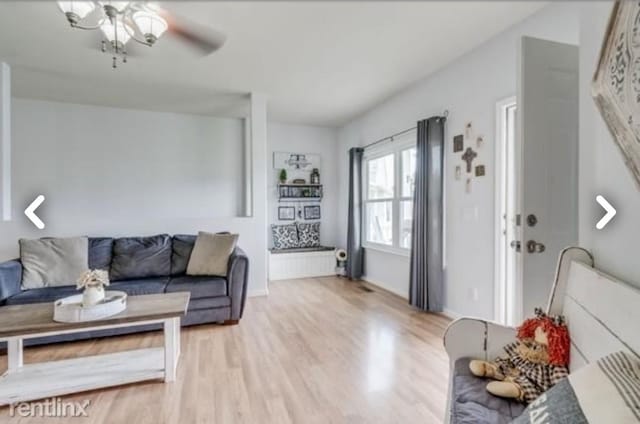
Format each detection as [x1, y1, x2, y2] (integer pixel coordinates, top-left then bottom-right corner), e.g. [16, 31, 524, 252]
[596, 195, 616, 230]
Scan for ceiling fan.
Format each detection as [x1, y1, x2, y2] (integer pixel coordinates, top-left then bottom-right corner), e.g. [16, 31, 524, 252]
[57, 1, 227, 68]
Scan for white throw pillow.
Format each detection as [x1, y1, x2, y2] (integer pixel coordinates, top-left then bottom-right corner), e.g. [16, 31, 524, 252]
[186, 232, 238, 277]
[20, 237, 89, 289]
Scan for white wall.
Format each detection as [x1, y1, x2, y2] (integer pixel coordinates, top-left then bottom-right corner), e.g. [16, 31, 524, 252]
[579, 2, 640, 288]
[267, 122, 339, 247]
[337, 3, 580, 318]
[0, 97, 269, 296]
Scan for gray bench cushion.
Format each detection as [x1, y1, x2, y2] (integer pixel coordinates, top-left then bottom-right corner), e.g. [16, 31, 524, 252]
[451, 358, 525, 424]
[166, 276, 227, 299]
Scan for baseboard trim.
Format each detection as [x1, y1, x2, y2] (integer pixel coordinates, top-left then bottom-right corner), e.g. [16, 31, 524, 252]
[361, 276, 408, 300]
[442, 308, 462, 320]
[248, 288, 269, 297]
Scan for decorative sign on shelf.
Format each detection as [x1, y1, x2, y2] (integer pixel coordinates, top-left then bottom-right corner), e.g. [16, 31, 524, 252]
[273, 152, 321, 172]
[278, 206, 295, 221]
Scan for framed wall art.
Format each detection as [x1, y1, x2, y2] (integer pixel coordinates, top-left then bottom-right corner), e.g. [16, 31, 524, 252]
[303, 205, 321, 220]
[592, 1, 640, 188]
[278, 206, 295, 221]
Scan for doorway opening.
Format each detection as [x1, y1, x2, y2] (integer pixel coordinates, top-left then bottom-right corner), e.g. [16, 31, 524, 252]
[495, 97, 518, 326]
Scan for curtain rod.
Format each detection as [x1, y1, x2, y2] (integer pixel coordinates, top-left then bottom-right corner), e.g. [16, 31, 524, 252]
[362, 110, 449, 150]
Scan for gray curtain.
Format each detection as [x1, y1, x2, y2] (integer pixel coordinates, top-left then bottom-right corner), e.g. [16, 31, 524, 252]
[409, 117, 445, 311]
[346, 147, 364, 279]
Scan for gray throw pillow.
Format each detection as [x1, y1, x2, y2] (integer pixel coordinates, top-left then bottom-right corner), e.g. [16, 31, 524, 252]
[513, 351, 640, 424]
[20, 237, 89, 289]
[186, 232, 238, 277]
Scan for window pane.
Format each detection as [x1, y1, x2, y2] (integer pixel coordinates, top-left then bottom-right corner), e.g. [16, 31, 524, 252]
[366, 201, 393, 245]
[400, 200, 413, 249]
[401, 147, 417, 197]
[367, 154, 394, 199]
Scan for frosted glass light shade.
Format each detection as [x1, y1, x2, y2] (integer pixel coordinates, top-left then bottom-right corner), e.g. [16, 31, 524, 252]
[133, 11, 168, 40]
[100, 18, 132, 45]
[57, 1, 95, 19]
[99, 1, 130, 12]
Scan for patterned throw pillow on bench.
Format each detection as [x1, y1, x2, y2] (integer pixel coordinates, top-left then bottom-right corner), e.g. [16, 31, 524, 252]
[297, 222, 320, 248]
[271, 224, 299, 249]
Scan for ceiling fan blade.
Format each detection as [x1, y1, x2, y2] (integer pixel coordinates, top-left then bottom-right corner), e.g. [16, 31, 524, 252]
[157, 9, 226, 55]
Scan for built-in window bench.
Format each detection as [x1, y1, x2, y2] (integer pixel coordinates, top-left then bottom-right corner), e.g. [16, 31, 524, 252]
[268, 246, 336, 280]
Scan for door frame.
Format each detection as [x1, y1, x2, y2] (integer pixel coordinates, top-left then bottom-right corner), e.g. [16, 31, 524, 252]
[494, 95, 519, 325]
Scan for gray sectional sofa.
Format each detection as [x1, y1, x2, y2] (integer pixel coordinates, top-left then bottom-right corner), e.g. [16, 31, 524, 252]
[0, 234, 249, 346]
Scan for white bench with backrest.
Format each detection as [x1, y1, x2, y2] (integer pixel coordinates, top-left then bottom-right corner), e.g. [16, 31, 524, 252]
[443, 246, 640, 423]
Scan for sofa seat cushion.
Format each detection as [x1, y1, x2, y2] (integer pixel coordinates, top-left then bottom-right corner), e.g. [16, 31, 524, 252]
[6, 285, 83, 305]
[451, 358, 525, 424]
[110, 234, 172, 281]
[189, 297, 230, 310]
[166, 276, 227, 299]
[108, 278, 169, 296]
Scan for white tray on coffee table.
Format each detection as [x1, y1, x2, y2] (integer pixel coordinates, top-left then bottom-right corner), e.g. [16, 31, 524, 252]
[54, 290, 127, 323]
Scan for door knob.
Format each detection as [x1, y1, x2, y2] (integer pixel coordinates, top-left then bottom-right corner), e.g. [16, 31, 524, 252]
[526, 240, 545, 254]
[510, 240, 521, 252]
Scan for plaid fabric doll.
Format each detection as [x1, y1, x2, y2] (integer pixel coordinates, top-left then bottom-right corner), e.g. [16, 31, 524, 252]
[469, 308, 570, 403]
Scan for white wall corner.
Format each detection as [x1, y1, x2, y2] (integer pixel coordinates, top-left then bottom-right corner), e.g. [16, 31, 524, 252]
[0, 62, 10, 221]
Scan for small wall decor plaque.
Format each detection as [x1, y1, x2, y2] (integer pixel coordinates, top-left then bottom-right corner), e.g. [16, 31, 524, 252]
[303, 205, 321, 220]
[278, 206, 295, 221]
[475, 165, 486, 177]
[453, 135, 464, 152]
[455, 165, 462, 180]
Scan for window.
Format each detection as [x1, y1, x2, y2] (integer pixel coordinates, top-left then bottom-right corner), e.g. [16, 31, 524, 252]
[364, 135, 416, 253]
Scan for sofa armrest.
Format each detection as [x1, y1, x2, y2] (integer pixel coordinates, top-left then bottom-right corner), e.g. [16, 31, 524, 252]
[227, 247, 249, 320]
[443, 317, 516, 363]
[0, 259, 22, 303]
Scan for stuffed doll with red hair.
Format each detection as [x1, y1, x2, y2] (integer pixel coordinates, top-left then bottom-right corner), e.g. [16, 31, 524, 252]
[469, 308, 570, 403]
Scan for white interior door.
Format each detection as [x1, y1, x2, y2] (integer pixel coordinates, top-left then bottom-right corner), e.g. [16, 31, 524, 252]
[516, 37, 579, 321]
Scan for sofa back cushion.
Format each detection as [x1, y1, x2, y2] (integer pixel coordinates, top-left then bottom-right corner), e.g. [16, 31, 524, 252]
[88, 237, 114, 271]
[20, 237, 89, 289]
[171, 234, 196, 276]
[110, 234, 172, 281]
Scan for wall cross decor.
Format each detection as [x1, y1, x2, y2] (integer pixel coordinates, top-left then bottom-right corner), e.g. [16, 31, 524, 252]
[461, 147, 477, 173]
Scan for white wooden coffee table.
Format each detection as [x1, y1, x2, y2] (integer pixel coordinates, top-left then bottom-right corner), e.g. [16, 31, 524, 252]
[0, 292, 189, 405]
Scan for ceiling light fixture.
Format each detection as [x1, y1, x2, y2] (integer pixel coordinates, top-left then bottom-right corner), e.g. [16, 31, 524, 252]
[57, 1, 168, 68]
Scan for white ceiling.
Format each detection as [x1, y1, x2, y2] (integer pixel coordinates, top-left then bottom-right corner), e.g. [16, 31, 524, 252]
[0, 1, 546, 126]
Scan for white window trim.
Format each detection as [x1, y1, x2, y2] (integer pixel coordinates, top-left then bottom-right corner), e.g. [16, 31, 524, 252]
[362, 131, 416, 256]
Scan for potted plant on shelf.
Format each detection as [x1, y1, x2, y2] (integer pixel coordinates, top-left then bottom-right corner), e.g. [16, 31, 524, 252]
[77, 269, 110, 307]
[279, 169, 287, 184]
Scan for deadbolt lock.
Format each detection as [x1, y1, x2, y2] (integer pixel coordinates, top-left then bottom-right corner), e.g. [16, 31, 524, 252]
[526, 240, 545, 254]
[526, 214, 538, 227]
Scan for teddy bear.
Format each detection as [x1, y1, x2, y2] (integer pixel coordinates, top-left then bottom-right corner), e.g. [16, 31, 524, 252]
[468, 308, 570, 403]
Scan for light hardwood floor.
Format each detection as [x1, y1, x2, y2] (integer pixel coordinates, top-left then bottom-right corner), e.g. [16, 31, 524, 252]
[0, 277, 451, 423]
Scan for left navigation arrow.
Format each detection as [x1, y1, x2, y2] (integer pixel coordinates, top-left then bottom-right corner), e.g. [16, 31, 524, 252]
[25, 195, 45, 229]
